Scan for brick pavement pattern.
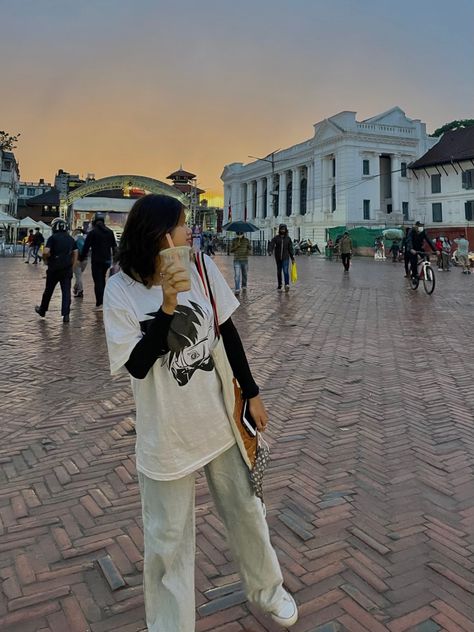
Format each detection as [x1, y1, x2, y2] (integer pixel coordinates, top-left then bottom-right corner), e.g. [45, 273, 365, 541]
[0, 254, 473, 632]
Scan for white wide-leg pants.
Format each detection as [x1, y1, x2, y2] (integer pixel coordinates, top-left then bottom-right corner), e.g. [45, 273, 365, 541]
[138, 444, 285, 632]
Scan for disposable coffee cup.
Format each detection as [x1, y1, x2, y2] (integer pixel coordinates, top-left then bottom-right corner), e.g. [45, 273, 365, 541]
[159, 245, 192, 292]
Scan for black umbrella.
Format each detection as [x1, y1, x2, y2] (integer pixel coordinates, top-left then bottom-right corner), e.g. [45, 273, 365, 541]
[222, 221, 260, 233]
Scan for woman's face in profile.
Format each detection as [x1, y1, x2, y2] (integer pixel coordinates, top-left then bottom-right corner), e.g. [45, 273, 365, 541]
[164, 209, 192, 248]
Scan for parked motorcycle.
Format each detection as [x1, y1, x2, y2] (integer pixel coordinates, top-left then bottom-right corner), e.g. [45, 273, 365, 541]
[299, 240, 321, 255]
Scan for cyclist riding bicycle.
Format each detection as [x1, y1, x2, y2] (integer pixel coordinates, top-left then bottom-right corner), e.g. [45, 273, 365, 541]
[406, 221, 437, 279]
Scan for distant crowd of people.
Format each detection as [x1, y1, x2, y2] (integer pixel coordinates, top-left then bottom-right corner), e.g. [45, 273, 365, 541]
[33, 212, 117, 323]
[27, 212, 472, 323]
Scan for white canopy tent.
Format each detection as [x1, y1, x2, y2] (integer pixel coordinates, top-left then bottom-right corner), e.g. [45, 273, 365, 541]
[18, 216, 40, 229]
[0, 209, 19, 226]
[0, 210, 19, 254]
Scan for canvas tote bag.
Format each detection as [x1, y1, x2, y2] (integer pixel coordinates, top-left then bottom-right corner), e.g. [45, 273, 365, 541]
[195, 252, 270, 502]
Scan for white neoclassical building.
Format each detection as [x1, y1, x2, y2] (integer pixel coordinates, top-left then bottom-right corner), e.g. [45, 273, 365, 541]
[221, 107, 436, 243]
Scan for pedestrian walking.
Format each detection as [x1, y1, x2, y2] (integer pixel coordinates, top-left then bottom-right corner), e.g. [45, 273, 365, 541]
[102, 194, 298, 632]
[34, 218, 78, 323]
[24, 229, 35, 263]
[230, 231, 251, 295]
[454, 234, 471, 274]
[269, 224, 295, 291]
[80, 212, 117, 308]
[374, 236, 385, 260]
[402, 227, 411, 277]
[326, 238, 334, 260]
[390, 239, 400, 263]
[32, 228, 45, 264]
[442, 237, 451, 271]
[73, 229, 87, 297]
[435, 236, 443, 270]
[339, 231, 353, 272]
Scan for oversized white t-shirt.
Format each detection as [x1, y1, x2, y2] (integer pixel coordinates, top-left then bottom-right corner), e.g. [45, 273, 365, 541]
[103, 256, 239, 480]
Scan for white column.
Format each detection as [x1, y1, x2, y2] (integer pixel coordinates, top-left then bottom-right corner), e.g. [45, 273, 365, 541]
[239, 184, 246, 220]
[391, 155, 400, 214]
[230, 182, 240, 220]
[292, 168, 300, 215]
[278, 172, 287, 218]
[266, 177, 273, 218]
[256, 179, 264, 219]
[307, 163, 313, 216]
[246, 181, 253, 219]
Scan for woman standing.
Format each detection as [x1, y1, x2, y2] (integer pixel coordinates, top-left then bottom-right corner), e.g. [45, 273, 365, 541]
[103, 195, 297, 632]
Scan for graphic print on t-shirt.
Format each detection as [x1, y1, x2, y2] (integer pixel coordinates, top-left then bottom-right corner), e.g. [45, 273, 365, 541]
[139, 301, 215, 387]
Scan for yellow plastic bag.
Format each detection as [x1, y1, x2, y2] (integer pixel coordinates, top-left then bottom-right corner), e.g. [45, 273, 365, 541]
[291, 260, 298, 284]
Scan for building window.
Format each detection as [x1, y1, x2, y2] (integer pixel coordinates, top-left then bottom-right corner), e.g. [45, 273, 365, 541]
[387, 204, 392, 214]
[332, 158, 336, 178]
[2, 160, 12, 171]
[402, 201, 409, 220]
[363, 160, 370, 175]
[300, 178, 307, 215]
[27, 187, 35, 196]
[331, 185, 336, 212]
[286, 181, 292, 216]
[19, 187, 24, 195]
[431, 174, 441, 194]
[465, 201, 474, 221]
[363, 199, 370, 220]
[432, 202, 442, 222]
[462, 169, 474, 189]
[400, 162, 407, 177]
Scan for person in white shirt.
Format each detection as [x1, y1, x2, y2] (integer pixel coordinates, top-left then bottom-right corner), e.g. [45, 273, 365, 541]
[454, 235, 471, 274]
[102, 194, 298, 632]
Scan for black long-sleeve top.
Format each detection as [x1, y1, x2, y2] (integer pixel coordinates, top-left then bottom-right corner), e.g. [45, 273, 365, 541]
[125, 310, 259, 399]
[406, 228, 436, 253]
[80, 225, 117, 264]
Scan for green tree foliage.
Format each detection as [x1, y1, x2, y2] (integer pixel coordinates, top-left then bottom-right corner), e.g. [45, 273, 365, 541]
[432, 119, 474, 137]
[0, 131, 21, 151]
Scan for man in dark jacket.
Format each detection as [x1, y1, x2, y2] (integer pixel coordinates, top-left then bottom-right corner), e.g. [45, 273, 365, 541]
[269, 224, 295, 291]
[80, 213, 117, 308]
[32, 227, 44, 264]
[35, 218, 78, 323]
[406, 221, 437, 279]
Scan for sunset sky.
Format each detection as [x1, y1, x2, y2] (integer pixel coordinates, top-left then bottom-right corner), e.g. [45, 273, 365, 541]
[2, 0, 473, 206]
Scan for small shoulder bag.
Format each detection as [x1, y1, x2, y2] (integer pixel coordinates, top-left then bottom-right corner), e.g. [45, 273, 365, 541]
[195, 252, 270, 503]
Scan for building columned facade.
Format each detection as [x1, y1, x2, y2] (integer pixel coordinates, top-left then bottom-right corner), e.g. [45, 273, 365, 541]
[221, 107, 436, 243]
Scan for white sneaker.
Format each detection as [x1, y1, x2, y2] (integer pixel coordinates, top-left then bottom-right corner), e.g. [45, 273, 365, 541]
[268, 591, 298, 627]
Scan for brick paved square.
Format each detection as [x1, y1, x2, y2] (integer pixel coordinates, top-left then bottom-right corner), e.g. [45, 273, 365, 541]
[0, 254, 473, 631]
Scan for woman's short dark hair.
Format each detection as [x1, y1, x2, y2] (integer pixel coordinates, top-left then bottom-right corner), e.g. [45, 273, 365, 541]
[118, 194, 184, 286]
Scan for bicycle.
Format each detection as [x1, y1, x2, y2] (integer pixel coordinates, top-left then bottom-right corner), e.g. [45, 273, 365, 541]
[410, 251, 436, 294]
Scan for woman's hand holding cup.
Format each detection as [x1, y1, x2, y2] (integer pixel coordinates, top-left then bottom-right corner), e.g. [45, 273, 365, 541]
[160, 248, 192, 314]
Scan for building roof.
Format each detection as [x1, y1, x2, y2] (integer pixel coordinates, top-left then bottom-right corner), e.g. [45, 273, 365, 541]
[410, 127, 474, 169]
[167, 167, 196, 180]
[172, 183, 205, 195]
[26, 187, 60, 206]
[83, 189, 144, 199]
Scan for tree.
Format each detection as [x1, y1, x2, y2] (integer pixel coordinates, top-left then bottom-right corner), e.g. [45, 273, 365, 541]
[0, 131, 21, 151]
[431, 119, 474, 137]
